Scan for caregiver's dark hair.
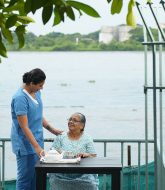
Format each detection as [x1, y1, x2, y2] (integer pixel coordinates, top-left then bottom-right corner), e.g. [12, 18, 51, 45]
[23, 68, 46, 85]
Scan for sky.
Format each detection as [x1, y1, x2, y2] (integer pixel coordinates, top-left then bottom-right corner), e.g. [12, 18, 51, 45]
[26, 0, 164, 35]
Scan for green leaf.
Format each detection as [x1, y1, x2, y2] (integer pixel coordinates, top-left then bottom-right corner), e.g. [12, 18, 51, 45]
[24, 0, 32, 14]
[15, 25, 26, 33]
[17, 16, 35, 24]
[4, 1, 24, 12]
[16, 33, 24, 48]
[42, 4, 53, 24]
[31, 0, 45, 14]
[126, 0, 136, 27]
[53, 7, 62, 26]
[128, 0, 135, 11]
[58, 6, 65, 22]
[0, 13, 5, 26]
[111, 0, 123, 14]
[0, 41, 8, 57]
[126, 10, 136, 27]
[26, 0, 47, 14]
[53, 0, 66, 6]
[66, 6, 75, 21]
[8, 0, 19, 7]
[53, 4, 66, 25]
[67, 1, 100, 17]
[0, 0, 4, 6]
[15, 25, 26, 48]
[1, 27, 13, 43]
[5, 15, 17, 28]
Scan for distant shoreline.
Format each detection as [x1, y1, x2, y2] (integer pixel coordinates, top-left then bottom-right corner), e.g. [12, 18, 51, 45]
[8, 49, 144, 52]
[6, 27, 147, 52]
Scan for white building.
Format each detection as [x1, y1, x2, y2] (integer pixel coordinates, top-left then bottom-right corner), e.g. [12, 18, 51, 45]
[99, 26, 116, 44]
[118, 25, 132, 42]
[99, 25, 133, 44]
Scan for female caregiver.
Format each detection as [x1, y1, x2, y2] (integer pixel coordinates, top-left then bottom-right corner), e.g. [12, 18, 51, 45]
[11, 68, 62, 190]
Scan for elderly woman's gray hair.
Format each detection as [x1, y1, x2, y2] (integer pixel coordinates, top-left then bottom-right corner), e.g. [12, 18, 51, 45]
[75, 113, 86, 132]
[76, 112, 86, 125]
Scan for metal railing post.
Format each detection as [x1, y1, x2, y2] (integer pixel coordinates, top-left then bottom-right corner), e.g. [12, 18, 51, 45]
[143, 25, 149, 190]
[151, 42, 158, 190]
[135, 2, 165, 190]
[160, 0, 165, 12]
[103, 142, 107, 157]
[158, 29, 163, 190]
[121, 142, 124, 190]
[147, 2, 165, 41]
[103, 142, 107, 190]
[136, 4, 152, 190]
[0, 143, 2, 190]
[1, 141, 5, 190]
[136, 2, 155, 42]
[2, 141, 5, 190]
[138, 142, 141, 190]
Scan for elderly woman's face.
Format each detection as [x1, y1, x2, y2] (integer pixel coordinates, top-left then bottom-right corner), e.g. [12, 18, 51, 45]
[68, 114, 83, 132]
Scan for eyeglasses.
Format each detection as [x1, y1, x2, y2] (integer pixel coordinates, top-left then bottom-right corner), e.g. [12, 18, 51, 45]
[67, 118, 81, 123]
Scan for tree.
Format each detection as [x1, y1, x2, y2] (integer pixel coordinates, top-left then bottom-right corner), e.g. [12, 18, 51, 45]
[0, 0, 141, 62]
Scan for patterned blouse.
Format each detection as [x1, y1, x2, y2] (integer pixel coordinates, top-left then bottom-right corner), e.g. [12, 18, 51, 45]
[49, 132, 99, 190]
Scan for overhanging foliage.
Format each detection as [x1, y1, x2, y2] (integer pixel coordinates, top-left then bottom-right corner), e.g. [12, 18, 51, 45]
[0, 0, 144, 62]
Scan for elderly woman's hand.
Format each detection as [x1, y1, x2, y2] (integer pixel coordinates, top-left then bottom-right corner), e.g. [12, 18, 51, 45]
[77, 153, 96, 158]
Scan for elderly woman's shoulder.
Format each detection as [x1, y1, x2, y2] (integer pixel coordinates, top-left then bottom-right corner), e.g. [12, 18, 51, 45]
[54, 132, 67, 140]
[82, 133, 94, 141]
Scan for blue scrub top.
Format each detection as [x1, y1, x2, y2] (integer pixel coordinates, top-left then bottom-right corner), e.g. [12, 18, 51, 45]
[11, 88, 44, 156]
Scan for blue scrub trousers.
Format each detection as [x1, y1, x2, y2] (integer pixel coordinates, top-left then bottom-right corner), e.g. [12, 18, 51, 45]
[16, 153, 39, 190]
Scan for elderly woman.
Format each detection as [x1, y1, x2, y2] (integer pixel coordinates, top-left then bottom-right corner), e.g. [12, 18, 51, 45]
[49, 112, 99, 190]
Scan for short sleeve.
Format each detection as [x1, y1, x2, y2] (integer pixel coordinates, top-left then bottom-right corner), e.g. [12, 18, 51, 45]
[85, 136, 96, 154]
[13, 95, 28, 116]
[51, 135, 62, 151]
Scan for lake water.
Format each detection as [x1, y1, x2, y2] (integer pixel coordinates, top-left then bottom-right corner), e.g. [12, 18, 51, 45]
[1, 51, 147, 138]
[0, 51, 165, 179]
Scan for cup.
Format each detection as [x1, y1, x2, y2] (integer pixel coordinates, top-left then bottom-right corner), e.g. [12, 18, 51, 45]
[63, 151, 75, 159]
